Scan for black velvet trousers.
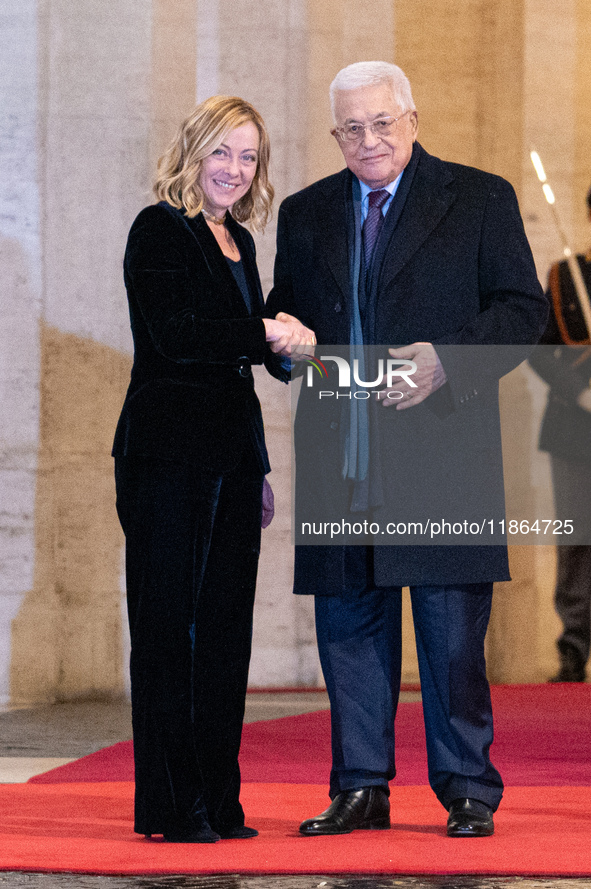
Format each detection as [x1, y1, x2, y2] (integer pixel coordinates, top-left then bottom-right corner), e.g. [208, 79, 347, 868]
[114, 454, 264, 837]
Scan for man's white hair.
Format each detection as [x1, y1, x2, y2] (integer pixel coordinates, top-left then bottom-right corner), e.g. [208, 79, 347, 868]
[329, 61, 416, 123]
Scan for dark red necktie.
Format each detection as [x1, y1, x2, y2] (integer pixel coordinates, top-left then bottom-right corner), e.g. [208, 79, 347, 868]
[363, 189, 389, 269]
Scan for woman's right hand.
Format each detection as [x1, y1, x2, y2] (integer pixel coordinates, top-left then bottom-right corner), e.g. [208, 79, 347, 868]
[263, 312, 316, 359]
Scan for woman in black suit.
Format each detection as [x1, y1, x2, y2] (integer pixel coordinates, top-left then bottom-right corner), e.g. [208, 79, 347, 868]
[113, 95, 314, 843]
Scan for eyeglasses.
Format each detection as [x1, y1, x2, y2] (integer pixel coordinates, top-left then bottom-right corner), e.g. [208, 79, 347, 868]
[334, 110, 412, 143]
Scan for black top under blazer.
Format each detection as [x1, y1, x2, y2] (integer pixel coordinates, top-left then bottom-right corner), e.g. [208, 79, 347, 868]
[265, 142, 548, 591]
[113, 201, 284, 473]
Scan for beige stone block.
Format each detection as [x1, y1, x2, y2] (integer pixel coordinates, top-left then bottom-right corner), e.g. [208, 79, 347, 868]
[488, 543, 560, 684]
[255, 542, 295, 623]
[396, 0, 485, 169]
[248, 645, 299, 687]
[0, 237, 41, 445]
[11, 597, 126, 703]
[265, 133, 310, 200]
[0, 379, 40, 450]
[257, 529, 294, 604]
[0, 466, 36, 593]
[43, 115, 148, 351]
[216, 43, 302, 147]
[39, 326, 131, 456]
[341, 0, 395, 65]
[574, 0, 591, 248]
[523, 0, 578, 275]
[56, 604, 125, 700]
[9, 325, 128, 701]
[487, 560, 540, 684]
[150, 0, 197, 171]
[51, 461, 120, 603]
[533, 544, 562, 676]
[10, 600, 61, 704]
[305, 0, 395, 185]
[44, 0, 151, 121]
[26, 460, 59, 602]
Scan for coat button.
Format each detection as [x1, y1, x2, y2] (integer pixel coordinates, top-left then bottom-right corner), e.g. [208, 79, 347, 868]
[236, 356, 251, 377]
[330, 421, 339, 430]
[334, 303, 342, 313]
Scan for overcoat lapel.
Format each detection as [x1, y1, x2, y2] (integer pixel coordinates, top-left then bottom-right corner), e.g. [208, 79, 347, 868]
[313, 149, 457, 325]
[378, 143, 456, 292]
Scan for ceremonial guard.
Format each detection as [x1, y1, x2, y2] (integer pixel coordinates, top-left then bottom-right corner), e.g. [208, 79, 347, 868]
[530, 185, 591, 683]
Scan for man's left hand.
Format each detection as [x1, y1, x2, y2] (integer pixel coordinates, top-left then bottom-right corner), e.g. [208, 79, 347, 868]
[378, 342, 447, 410]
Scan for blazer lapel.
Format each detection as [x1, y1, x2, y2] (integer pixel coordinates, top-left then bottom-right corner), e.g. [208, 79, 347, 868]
[184, 210, 251, 317]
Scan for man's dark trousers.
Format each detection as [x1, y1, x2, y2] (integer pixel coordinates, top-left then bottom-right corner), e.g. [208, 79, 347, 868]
[314, 577, 504, 811]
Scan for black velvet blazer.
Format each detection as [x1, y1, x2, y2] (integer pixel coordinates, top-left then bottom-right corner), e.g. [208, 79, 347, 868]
[113, 201, 283, 473]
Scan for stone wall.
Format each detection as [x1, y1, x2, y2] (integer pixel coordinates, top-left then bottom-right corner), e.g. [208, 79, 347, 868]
[1, 1, 43, 705]
[1, 1, 590, 704]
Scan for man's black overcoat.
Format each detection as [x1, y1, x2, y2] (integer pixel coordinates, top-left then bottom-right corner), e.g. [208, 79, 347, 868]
[265, 143, 548, 593]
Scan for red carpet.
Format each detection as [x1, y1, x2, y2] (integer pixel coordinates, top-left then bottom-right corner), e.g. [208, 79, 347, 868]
[1, 783, 591, 876]
[30, 684, 591, 786]
[1, 685, 590, 876]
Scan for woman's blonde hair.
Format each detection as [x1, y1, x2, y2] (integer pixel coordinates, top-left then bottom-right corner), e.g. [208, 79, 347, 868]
[154, 95, 274, 231]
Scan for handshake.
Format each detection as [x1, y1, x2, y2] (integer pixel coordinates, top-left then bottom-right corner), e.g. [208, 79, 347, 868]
[263, 312, 316, 359]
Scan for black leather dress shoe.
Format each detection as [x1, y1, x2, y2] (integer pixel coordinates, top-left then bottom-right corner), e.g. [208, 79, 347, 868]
[299, 787, 390, 836]
[446, 798, 494, 837]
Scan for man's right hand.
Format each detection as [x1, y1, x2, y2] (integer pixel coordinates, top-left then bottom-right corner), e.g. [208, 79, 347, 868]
[263, 312, 316, 359]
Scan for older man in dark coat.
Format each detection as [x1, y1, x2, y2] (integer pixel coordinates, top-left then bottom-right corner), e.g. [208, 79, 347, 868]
[266, 61, 547, 838]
